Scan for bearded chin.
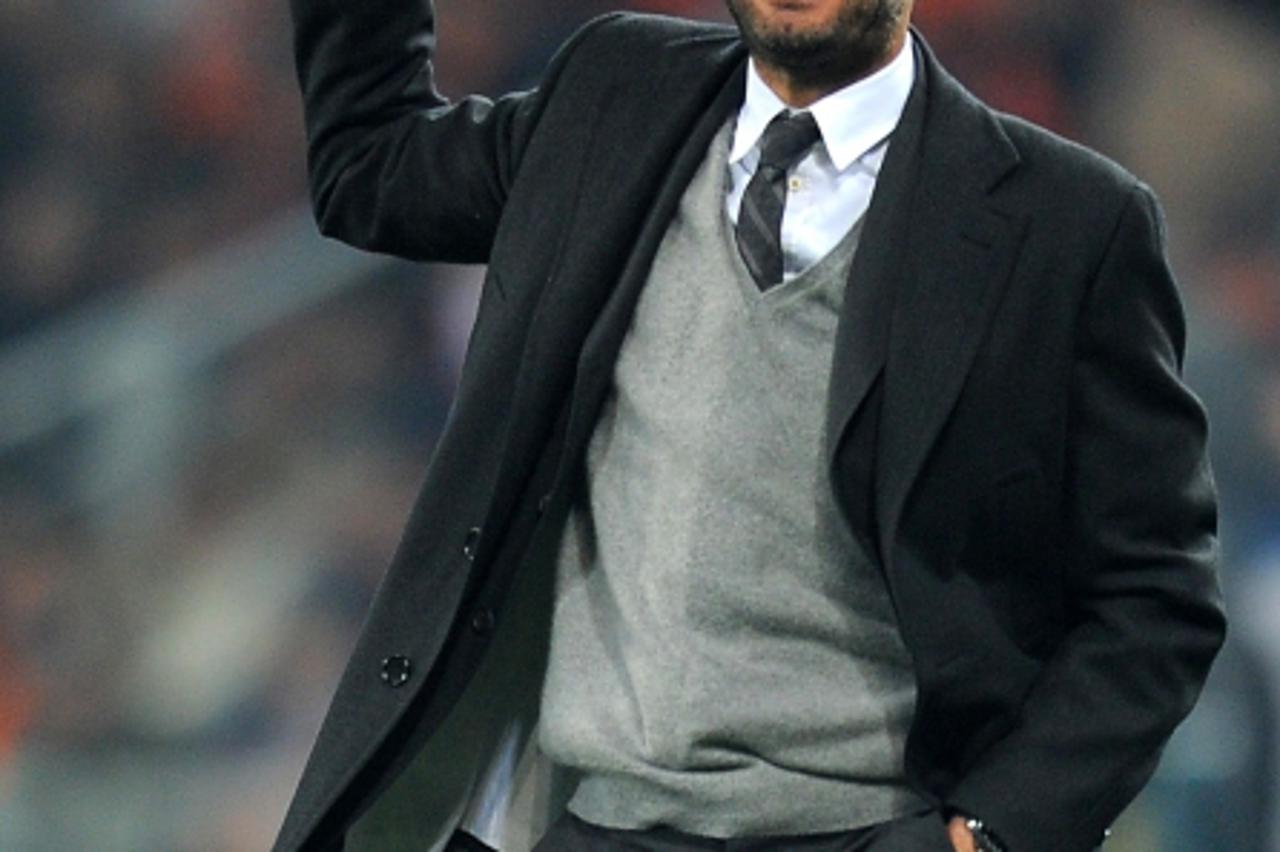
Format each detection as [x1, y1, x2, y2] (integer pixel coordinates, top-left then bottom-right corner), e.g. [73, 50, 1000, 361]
[726, 0, 902, 87]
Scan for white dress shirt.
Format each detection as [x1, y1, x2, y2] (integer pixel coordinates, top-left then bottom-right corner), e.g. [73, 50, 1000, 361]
[726, 36, 917, 281]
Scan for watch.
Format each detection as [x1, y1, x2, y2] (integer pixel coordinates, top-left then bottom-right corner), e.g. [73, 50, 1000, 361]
[963, 816, 1008, 852]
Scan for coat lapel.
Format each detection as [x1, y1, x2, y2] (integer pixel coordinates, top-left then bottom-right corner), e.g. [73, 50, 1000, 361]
[823, 41, 929, 469]
[483, 29, 748, 541]
[869, 41, 1026, 556]
[558, 47, 749, 488]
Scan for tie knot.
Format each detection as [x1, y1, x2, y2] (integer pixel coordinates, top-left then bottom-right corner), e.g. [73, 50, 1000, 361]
[758, 111, 821, 172]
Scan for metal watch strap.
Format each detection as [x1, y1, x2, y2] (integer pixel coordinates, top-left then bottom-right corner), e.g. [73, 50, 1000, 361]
[964, 817, 1008, 852]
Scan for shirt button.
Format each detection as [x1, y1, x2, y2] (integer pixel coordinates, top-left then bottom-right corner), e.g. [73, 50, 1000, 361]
[462, 527, 481, 561]
[788, 176, 803, 191]
[470, 608, 496, 635]
[380, 655, 412, 688]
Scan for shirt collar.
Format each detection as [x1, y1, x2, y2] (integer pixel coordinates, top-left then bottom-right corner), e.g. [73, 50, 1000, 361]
[729, 32, 917, 173]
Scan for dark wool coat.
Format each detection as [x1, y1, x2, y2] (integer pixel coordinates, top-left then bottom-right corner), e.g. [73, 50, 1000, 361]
[275, 6, 1226, 852]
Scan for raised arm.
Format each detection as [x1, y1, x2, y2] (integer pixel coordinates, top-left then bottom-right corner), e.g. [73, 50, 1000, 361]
[290, 0, 597, 263]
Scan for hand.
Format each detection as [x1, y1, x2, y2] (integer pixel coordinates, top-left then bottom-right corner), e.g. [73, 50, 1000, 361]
[946, 815, 978, 852]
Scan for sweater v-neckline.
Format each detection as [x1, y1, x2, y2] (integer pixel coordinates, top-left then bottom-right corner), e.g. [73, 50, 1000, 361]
[711, 124, 866, 314]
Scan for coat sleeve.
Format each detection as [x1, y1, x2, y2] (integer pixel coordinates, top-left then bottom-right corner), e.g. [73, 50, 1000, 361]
[289, 0, 612, 263]
[945, 185, 1227, 852]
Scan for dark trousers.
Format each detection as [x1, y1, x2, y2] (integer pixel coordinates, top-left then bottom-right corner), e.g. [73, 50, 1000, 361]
[448, 809, 956, 852]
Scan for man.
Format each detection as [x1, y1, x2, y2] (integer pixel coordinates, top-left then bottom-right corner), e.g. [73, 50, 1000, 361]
[275, 0, 1226, 850]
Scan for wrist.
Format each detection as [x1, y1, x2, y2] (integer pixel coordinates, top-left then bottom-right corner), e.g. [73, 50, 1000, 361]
[959, 815, 1007, 852]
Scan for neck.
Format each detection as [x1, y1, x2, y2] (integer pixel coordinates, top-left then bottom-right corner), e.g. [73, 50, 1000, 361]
[754, 28, 909, 109]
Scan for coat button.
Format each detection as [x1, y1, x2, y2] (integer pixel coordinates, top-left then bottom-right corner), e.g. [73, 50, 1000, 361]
[462, 527, 481, 561]
[470, 608, 496, 635]
[536, 493, 552, 516]
[380, 655, 412, 688]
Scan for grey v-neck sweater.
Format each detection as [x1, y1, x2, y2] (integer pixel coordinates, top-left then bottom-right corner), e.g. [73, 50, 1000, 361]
[537, 123, 921, 837]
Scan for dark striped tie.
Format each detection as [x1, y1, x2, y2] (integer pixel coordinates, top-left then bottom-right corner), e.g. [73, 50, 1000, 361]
[735, 111, 822, 291]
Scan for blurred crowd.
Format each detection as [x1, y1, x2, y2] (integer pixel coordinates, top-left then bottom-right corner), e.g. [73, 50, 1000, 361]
[1, 0, 1278, 849]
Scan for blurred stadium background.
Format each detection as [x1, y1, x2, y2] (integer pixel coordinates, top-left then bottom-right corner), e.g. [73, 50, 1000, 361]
[1, 0, 1278, 848]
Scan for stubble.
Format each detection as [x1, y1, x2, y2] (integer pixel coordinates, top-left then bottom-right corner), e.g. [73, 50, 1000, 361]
[725, 0, 910, 90]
